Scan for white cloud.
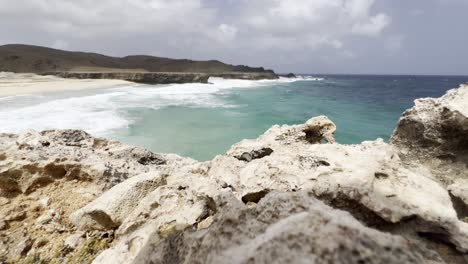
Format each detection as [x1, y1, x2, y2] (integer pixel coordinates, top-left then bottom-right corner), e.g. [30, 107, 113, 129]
[215, 24, 238, 43]
[51, 39, 69, 50]
[0, 0, 391, 64]
[0, 0, 219, 37]
[236, 0, 391, 50]
[352, 13, 391, 36]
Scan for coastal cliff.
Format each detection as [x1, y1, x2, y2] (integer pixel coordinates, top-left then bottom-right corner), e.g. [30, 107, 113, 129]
[38, 71, 279, 84]
[0, 85, 467, 263]
[39, 72, 210, 84]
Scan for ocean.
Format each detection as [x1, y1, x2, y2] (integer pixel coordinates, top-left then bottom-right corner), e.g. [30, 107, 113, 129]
[1, 75, 467, 161]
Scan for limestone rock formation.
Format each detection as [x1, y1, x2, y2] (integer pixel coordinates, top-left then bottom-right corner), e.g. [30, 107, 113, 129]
[0, 129, 190, 196]
[133, 192, 432, 264]
[0, 85, 467, 263]
[391, 85, 468, 184]
[41, 72, 210, 84]
[0, 129, 194, 263]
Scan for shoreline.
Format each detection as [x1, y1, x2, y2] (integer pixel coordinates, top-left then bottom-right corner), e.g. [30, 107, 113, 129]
[0, 71, 281, 97]
[0, 72, 133, 97]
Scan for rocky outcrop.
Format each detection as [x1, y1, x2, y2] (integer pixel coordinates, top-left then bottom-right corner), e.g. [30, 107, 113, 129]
[40, 72, 210, 84]
[0, 129, 194, 263]
[279, 73, 296, 78]
[391, 85, 468, 228]
[40, 71, 280, 85]
[133, 192, 432, 264]
[0, 129, 190, 197]
[391, 85, 468, 183]
[209, 72, 279, 80]
[0, 85, 467, 263]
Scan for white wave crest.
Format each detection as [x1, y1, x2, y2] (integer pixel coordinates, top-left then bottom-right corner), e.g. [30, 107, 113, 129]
[0, 76, 322, 135]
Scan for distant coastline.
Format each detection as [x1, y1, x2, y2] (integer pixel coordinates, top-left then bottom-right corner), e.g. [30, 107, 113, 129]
[0, 44, 279, 85]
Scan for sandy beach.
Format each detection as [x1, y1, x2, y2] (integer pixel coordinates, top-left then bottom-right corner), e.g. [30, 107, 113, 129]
[0, 72, 132, 97]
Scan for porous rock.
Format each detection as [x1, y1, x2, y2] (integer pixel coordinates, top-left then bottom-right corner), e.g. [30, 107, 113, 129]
[391, 84, 468, 184]
[133, 192, 430, 264]
[69, 173, 167, 231]
[304, 115, 337, 143]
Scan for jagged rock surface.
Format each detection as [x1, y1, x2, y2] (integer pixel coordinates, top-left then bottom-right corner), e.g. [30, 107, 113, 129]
[0, 85, 467, 263]
[0, 129, 194, 263]
[133, 192, 433, 264]
[391, 85, 468, 197]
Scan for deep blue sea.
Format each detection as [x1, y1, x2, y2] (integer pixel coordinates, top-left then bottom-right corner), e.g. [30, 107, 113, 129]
[1, 74, 467, 160]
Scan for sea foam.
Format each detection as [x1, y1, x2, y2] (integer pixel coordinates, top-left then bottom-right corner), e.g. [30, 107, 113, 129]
[0, 77, 321, 135]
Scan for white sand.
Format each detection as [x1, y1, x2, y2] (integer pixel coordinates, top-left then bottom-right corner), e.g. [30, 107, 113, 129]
[0, 72, 132, 97]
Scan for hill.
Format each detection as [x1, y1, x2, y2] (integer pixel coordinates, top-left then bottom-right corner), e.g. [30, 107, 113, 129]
[0, 44, 275, 75]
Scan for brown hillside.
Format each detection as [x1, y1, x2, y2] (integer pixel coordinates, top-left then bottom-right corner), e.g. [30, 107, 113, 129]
[0, 44, 275, 74]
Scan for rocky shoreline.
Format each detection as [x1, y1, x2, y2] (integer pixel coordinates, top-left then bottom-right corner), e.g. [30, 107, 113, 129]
[39, 72, 211, 85]
[0, 85, 467, 263]
[39, 71, 279, 84]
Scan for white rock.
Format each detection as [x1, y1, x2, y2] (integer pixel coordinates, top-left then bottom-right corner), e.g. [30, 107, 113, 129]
[64, 232, 85, 249]
[35, 209, 57, 226]
[39, 196, 51, 208]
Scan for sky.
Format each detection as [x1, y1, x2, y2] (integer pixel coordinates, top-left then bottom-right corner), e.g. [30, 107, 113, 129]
[0, 0, 467, 75]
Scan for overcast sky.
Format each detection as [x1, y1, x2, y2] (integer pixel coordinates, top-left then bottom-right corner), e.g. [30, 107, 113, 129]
[1, 0, 467, 75]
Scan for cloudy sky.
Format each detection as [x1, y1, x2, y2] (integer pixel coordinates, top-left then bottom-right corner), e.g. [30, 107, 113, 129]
[0, 0, 467, 75]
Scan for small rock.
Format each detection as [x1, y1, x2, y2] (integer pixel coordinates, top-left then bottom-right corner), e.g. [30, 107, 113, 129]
[0, 219, 8, 230]
[39, 197, 51, 208]
[236, 148, 274, 162]
[36, 209, 57, 225]
[33, 238, 49, 248]
[64, 232, 85, 249]
[0, 197, 9, 206]
[197, 216, 214, 230]
[158, 222, 178, 238]
[43, 222, 67, 233]
[13, 236, 32, 256]
[5, 211, 26, 222]
[304, 116, 336, 144]
[242, 189, 270, 204]
[0, 240, 8, 257]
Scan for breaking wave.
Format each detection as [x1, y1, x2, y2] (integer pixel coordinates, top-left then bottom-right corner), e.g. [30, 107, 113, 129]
[0, 76, 322, 135]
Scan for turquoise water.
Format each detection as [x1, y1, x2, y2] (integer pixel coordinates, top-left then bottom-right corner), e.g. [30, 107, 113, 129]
[110, 75, 468, 160]
[1, 75, 467, 161]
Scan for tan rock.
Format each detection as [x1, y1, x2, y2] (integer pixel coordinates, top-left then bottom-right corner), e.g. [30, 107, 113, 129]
[38, 196, 51, 208]
[64, 232, 85, 249]
[69, 173, 167, 231]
